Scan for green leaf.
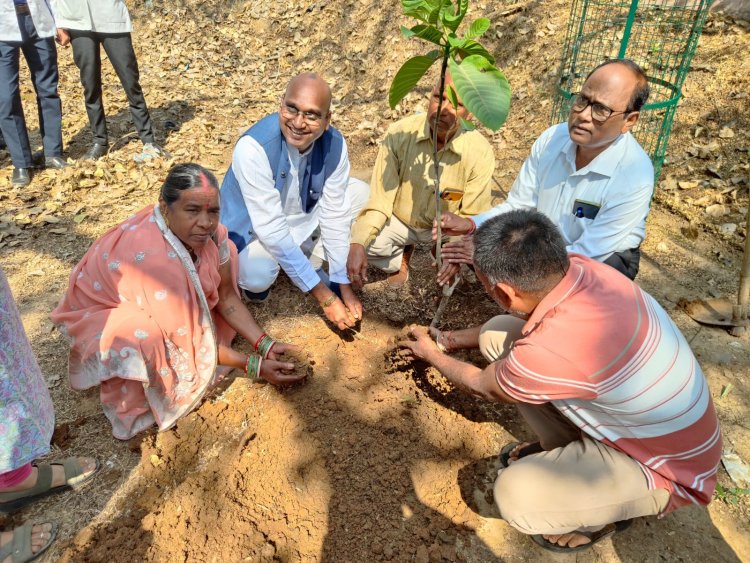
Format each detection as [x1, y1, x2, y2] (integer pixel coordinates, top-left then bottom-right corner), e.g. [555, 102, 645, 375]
[442, 0, 468, 32]
[389, 55, 439, 109]
[446, 34, 465, 49]
[410, 24, 444, 45]
[460, 117, 475, 131]
[454, 39, 495, 65]
[466, 17, 490, 39]
[401, 0, 439, 22]
[446, 84, 460, 110]
[449, 55, 511, 131]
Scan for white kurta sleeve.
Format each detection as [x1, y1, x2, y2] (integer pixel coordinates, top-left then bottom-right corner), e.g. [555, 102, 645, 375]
[233, 137, 321, 292]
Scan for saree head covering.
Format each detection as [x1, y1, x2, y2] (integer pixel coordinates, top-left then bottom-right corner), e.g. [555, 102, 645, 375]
[51, 205, 238, 439]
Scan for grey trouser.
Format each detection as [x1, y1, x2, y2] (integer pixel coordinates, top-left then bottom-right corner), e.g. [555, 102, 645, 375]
[366, 215, 433, 273]
[69, 31, 154, 145]
[479, 315, 670, 535]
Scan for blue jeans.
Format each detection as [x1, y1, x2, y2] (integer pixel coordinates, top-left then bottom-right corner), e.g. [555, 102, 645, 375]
[0, 13, 62, 168]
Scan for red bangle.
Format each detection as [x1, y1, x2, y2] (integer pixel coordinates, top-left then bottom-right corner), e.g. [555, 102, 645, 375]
[253, 332, 268, 351]
[467, 218, 477, 235]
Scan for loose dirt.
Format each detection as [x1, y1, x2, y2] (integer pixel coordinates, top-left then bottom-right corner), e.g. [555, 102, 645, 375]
[1, 0, 749, 562]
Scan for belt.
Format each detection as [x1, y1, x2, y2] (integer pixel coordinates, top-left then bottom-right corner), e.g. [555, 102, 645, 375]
[15, 4, 31, 15]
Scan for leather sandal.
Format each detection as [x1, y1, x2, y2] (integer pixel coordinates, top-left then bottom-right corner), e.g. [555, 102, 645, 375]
[0, 522, 57, 562]
[531, 519, 633, 553]
[499, 441, 545, 468]
[0, 458, 101, 514]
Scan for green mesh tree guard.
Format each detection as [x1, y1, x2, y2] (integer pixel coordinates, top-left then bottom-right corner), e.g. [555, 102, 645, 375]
[551, 0, 713, 180]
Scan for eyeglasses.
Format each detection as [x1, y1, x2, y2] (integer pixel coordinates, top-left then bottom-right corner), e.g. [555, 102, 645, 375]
[280, 102, 324, 124]
[570, 93, 630, 122]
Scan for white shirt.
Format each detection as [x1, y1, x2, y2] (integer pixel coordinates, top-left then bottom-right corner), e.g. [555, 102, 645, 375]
[232, 134, 353, 292]
[52, 0, 132, 33]
[0, 0, 56, 41]
[475, 123, 654, 261]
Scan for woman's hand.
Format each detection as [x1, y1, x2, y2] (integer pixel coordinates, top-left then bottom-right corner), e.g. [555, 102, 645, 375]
[265, 341, 300, 362]
[259, 358, 306, 385]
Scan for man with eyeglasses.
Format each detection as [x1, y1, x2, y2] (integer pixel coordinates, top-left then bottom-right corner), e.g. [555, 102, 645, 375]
[399, 209, 721, 554]
[437, 59, 653, 281]
[346, 73, 495, 288]
[220, 73, 369, 331]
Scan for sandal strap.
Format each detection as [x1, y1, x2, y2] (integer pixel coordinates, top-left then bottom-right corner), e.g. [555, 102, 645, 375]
[0, 465, 52, 503]
[61, 457, 84, 482]
[5, 523, 33, 562]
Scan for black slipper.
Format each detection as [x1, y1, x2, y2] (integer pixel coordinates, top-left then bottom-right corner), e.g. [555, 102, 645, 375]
[498, 441, 545, 468]
[531, 519, 634, 553]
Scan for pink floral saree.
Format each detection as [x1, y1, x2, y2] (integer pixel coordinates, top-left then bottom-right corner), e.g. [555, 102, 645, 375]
[51, 205, 239, 439]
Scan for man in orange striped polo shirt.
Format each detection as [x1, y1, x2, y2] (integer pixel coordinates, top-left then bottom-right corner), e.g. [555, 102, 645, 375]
[399, 209, 721, 553]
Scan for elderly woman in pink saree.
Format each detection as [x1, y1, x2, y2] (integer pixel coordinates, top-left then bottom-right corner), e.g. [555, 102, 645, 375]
[52, 163, 305, 440]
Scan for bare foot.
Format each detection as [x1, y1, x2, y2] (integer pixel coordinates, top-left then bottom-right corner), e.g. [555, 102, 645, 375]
[0, 523, 54, 563]
[542, 531, 593, 549]
[0, 457, 98, 493]
[505, 441, 533, 465]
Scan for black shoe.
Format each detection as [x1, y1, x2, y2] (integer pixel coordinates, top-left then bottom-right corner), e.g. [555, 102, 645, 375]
[11, 167, 31, 187]
[241, 288, 271, 304]
[44, 156, 68, 169]
[83, 143, 108, 161]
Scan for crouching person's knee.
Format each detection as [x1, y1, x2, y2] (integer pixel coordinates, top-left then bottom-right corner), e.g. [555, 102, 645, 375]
[493, 464, 543, 535]
[238, 255, 279, 293]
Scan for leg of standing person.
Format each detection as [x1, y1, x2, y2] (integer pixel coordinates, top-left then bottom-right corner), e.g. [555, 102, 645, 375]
[69, 30, 109, 158]
[19, 15, 63, 165]
[100, 32, 154, 144]
[0, 20, 34, 184]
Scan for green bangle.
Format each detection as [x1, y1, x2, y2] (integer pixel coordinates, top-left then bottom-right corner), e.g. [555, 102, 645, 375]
[320, 294, 338, 308]
[257, 335, 275, 359]
[245, 354, 262, 380]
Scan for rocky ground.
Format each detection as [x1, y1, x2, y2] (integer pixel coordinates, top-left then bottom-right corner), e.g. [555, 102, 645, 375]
[0, 0, 748, 561]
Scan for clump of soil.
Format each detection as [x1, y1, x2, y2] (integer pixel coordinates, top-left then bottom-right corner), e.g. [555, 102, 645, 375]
[385, 325, 419, 373]
[277, 348, 315, 379]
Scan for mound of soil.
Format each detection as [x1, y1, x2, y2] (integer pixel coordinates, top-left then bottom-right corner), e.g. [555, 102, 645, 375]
[1, 0, 749, 561]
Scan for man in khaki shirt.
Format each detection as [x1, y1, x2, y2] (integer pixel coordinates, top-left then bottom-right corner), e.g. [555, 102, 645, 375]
[347, 76, 496, 287]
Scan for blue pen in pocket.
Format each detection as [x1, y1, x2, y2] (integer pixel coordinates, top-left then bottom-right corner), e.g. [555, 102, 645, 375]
[572, 200, 601, 220]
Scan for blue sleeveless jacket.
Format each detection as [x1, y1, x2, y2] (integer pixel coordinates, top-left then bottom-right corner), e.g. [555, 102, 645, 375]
[220, 113, 344, 252]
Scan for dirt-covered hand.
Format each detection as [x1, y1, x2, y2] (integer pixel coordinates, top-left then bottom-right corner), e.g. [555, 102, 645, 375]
[324, 297, 357, 330]
[266, 341, 301, 362]
[340, 284, 363, 321]
[347, 243, 369, 287]
[259, 358, 305, 385]
[398, 324, 440, 361]
[441, 235, 475, 265]
[432, 212, 474, 238]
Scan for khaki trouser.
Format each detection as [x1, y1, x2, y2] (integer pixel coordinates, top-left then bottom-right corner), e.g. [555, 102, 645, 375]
[479, 315, 670, 535]
[366, 215, 433, 273]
